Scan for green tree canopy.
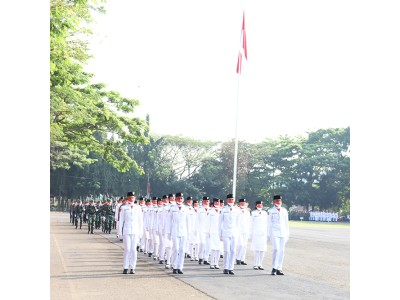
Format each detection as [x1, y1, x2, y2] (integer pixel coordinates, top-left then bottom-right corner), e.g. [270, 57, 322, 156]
[50, 0, 148, 172]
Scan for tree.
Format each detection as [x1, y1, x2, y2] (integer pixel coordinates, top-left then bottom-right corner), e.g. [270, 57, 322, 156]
[50, 0, 148, 172]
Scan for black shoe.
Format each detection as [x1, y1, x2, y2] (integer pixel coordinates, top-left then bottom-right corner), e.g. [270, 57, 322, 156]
[236, 259, 241, 265]
[139, 249, 143, 252]
[229, 270, 234, 275]
[241, 261, 247, 265]
[258, 266, 264, 270]
[198, 259, 203, 264]
[220, 255, 223, 258]
[177, 269, 183, 274]
[123, 269, 128, 274]
[276, 270, 284, 275]
[88, 230, 90, 234]
[136, 246, 139, 251]
[91, 230, 93, 234]
[173, 269, 177, 274]
[271, 268, 277, 275]
[187, 255, 191, 258]
[159, 260, 164, 264]
[203, 261, 210, 265]
[223, 269, 229, 274]
[129, 269, 135, 274]
[148, 253, 152, 257]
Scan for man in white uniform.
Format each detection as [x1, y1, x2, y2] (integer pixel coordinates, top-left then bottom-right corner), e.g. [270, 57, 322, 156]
[198, 196, 211, 265]
[250, 200, 268, 270]
[162, 194, 174, 269]
[167, 192, 190, 274]
[267, 195, 289, 275]
[118, 192, 143, 274]
[236, 198, 251, 265]
[208, 198, 221, 269]
[219, 193, 240, 275]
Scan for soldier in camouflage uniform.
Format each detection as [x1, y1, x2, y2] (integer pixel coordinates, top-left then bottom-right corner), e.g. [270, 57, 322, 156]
[86, 199, 97, 234]
[112, 199, 117, 229]
[74, 200, 84, 229]
[95, 200, 102, 229]
[83, 199, 89, 224]
[102, 199, 114, 234]
[70, 200, 76, 224]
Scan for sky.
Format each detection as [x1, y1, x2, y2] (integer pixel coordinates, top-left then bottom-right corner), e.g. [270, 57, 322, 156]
[85, 0, 353, 143]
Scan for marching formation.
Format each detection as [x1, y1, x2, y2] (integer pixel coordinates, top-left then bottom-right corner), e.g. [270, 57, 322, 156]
[69, 192, 290, 277]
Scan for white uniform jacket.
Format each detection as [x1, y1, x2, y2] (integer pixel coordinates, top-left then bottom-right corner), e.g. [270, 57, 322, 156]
[267, 207, 289, 238]
[219, 205, 240, 238]
[238, 207, 251, 234]
[250, 209, 268, 251]
[118, 203, 143, 236]
[168, 205, 191, 238]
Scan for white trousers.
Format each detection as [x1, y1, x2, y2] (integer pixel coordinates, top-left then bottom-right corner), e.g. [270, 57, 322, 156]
[158, 232, 165, 260]
[253, 250, 265, 267]
[222, 236, 237, 271]
[199, 233, 210, 261]
[172, 236, 187, 270]
[271, 237, 286, 270]
[210, 249, 220, 266]
[190, 243, 199, 259]
[122, 234, 140, 270]
[236, 233, 249, 261]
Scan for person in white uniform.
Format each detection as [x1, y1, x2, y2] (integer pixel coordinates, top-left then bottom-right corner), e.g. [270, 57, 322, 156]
[250, 200, 268, 270]
[190, 199, 200, 261]
[157, 196, 166, 264]
[167, 192, 190, 274]
[236, 198, 251, 265]
[118, 192, 143, 274]
[197, 196, 211, 265]
[208, 198, 222, 269]
[138, 197, 146, 252]
[219, 193, 240, 275]
[162, 194, 174, 269]
[267, 195, 289, 275]
[114, 196, 124, 240]
[143, 199, 153, 254]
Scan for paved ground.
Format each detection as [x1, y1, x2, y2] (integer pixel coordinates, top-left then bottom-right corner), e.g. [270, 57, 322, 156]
[50, 212, 349, 300]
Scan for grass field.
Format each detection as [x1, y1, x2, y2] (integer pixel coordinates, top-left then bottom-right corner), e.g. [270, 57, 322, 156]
[289, 220, 350, 228]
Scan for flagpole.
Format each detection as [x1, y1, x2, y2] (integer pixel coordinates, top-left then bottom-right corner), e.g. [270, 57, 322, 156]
[233, 10, 246, 198]
[232, 75, 240, 197]
[146, 172, 150, 199]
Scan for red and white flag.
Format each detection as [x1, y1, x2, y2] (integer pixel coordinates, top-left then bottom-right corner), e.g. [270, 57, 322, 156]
[236, 11, 247, 74]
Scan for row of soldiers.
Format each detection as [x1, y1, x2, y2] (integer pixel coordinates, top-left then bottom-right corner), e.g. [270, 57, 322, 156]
[309, 211, 339, 222]
[69, 198, 118, 233]
[115, 192, 289, 276]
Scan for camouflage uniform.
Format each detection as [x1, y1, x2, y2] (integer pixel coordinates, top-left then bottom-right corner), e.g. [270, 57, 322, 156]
[101, 200, 114, 234]
[83, 201, 89, 223]
[95, 201, 102, 229]
[74, 200, 84, 229]
[70, 200, 77, 224]
[86, 199, 97, 234]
